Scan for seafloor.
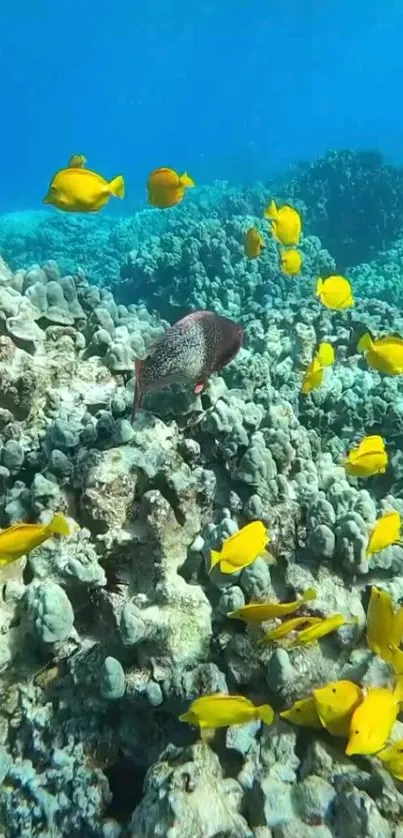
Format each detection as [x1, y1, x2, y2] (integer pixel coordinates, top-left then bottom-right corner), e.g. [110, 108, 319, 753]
[1, 150, 403, 837]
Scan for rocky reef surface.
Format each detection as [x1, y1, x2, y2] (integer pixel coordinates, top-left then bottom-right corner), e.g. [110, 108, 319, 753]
[1, 209, 403, 837]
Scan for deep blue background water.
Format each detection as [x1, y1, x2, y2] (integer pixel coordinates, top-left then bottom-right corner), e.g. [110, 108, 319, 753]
[2, 0, 403, 213]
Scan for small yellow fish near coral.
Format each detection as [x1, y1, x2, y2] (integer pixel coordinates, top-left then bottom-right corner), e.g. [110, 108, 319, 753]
[0, 512, 70, 566]
[179, 694, 274, 731]
[378, 740, 403, 781]
[264, 200, 302, 246]
[366, 510, 401, 557]
[288, 613, 357, 647]
[245, 227, 265, 258]
[147, 167, 195, 208]
[260, 615, 322, 643]
[344, 435, 387, 478]
[43, 157, 125, 213]
[346, 683, 403, 756]
[210, 521, 269, 575]
[302, 342, 335, 394]
[358, 333, 403, 375]
[280, 248, 302, 275]
[316, 275, 354, 310]
[313, 680, 362, 737]
[280, 696, 323, 729]
[228, 587, 316, 624]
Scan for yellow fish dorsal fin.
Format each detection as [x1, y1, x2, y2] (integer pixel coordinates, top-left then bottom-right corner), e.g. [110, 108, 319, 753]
[359, 435, 385, 452]
[315, 278, 323, 297]
[357, 333, 373, 353]
[264, 199, 278, 220]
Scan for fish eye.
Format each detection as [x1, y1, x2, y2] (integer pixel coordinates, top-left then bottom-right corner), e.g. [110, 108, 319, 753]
[332, 688, 337, 693]
[354, 729, 359, 735]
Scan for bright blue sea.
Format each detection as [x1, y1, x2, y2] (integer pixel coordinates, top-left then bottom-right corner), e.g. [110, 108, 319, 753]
[2, 0, 403, 214]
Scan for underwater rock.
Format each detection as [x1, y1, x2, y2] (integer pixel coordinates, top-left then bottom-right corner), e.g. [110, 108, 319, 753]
[25, 581, 75, 643]
[129, 742, 252, 838]
[100, 656, 126, 700]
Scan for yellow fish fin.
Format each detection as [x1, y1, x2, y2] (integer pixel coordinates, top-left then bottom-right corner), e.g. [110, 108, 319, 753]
[180, 172, 195, 188]
[108, 175, 125, 199]
[301, 586, 317, 603]
[316, 343, 334, 368]
[255, 703, 275, 726]
[179, 711, 192, 723]
[209, 549, 222, 572]
[263, 199, 278, 220]
[357, 333, 372, 353]
[315, 278, 323, 297]
[48, 512, 70, 537]
[219, 560, 238, 574]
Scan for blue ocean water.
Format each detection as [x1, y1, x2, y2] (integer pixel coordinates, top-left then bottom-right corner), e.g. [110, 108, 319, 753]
[2, 0, 403, 213]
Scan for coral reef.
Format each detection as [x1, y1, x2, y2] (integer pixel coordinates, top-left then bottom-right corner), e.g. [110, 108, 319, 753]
[285, 149, 403, 269]
[2, 197, 403, 837]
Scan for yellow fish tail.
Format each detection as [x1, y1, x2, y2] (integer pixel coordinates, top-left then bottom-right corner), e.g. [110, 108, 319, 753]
[357, 333, 373, 353]
[255, 703, 275, 726]
[48, 512, 70, 537]
[108, 175, 125, 199]
[301, 586, 317, 603]
[316, 343, 334, 368]
[315, 277, 324, 297]
[180, 172, 195, 188]
[209, 549, 222, 572]
[264, 199, 278, 220]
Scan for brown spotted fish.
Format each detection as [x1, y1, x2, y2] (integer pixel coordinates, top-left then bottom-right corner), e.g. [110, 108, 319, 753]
[132, 310, 243, 417]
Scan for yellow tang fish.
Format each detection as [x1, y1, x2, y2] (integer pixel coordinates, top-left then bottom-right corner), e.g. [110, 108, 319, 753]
[280, 248, 302, 275]
[358, 333, 403, 376]
[44, 158, 125, 213]
[280, 696, 323, 729]
[245, 227, 265, 259]
[264, 200, 302, 246]
[366, 510, 401, 557]
[259, 615, 322, 643]
[288, 613, 358, 647]
[313, 680, 362, 737]
[0, 512, 70, 566]
[147, 167, 195, 208]
[179, 693, 274, 730]
[302, 342, 335, 394]
[228, 587, 316, 624]
[316, 275, 354, 310]
[344, 435, 387, 478]
[346, 685, 403, 756]
[378, 740, 403, 781]
[67, 154, 87, 168]
[210, 521, 269, 575]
